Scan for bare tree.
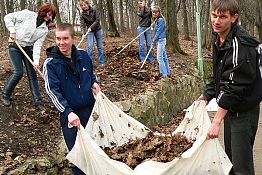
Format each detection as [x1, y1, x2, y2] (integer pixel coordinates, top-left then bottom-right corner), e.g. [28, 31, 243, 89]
[119, 0, 125, 31]
[0, 0, 7, 33]
[6, 0, 14, 13]
[166, 0, 185, 54]
[181, 0, 190, 40]
[106, 0, 120, 36]
[53, 0, 62, 23]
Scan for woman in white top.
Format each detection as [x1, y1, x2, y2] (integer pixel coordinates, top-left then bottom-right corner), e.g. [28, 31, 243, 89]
[1, 3, 56, 111]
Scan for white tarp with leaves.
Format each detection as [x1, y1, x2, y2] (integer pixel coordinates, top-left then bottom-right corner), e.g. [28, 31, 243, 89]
[66, 92, 232, 175]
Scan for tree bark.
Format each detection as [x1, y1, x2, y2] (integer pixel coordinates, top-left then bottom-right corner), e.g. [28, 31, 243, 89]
[37, 0, 43, 8]
[53, 0, 62, 24]
[119, 0, 124, 31]
[202, 0, 210, 48]
[166, 0, 185, 54]
[6, 0, 14, 13]
[20, 0, 26, 10]
[0, 0, 7, 33]
[182, 0, 190, 40]
[106, 0, 120, 37]
[125, 0, 130, 30]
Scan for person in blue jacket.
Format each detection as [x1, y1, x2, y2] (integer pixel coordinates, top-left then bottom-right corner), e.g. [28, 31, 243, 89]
[258, 44, 262, 77]
[151, 6, 170, 77]
[43, 23, 100, 175]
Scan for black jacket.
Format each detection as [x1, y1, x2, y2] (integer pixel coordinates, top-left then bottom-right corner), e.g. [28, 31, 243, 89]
[203, 24, 262, 112]
[80, 7, 101, 34]
[137, 8, 152, 27]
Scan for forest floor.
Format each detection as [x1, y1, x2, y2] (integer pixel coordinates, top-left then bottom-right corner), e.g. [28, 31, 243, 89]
[0, 32, 261, 174]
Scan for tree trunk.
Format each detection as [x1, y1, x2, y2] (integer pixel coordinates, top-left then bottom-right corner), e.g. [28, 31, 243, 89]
[6, 0, 14, 13]
[106, 0, 120, 37]
[125, 0, 130, 31]
[182, 0, 190, 40]
[166, 0, 185, 54]
[128, 0, 135, 34]
[98, 0, 107, 32]
[257, 24, 262, 42]
[256, 0, 262, 41]
[119, 0, 124, 31]
[20, 0, 26, 10]
[0, 0, 7, 33]
[53, 0, 62, 24]
[37, 0, 43, 8]
[202, 0, 210, 48]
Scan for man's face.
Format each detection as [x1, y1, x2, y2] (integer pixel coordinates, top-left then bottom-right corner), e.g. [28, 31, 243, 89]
[211, 9, 238, 37]
[55, 30, 76, 56]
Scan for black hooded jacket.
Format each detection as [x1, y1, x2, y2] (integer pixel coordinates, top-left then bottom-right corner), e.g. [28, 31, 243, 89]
[203, 24, 262, 112]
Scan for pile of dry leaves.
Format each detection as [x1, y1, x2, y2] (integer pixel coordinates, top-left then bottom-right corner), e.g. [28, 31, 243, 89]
[103, 112, 193, 169]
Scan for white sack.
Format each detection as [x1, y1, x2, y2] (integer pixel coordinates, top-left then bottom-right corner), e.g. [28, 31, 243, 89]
[67, 94, 232, 175]
[86, 91, 150, 148]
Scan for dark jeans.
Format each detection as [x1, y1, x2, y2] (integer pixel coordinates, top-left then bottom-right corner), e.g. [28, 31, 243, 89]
[224, 105, 259, 175]
[61, 106, 93, 175]
[2, 44, 42, 104]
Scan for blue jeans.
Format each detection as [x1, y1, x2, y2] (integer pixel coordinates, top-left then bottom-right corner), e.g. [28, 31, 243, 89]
[156, 38, 170, 77]
[137, 26, 153, 62]
[2, 44, 42, 104]
[86, 29, 104, 64]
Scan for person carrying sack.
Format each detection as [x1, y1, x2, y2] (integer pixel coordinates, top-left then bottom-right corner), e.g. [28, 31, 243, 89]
[43, 23, 100, 175]
[197, 0, 262, 174]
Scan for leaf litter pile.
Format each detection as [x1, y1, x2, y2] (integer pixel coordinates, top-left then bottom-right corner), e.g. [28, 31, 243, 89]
[103, 112, 194, 169]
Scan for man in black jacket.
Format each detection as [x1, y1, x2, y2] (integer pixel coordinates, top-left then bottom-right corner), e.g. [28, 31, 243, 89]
[198, 0, 262, 174]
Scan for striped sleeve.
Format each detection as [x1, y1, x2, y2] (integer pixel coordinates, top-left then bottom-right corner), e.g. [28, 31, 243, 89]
[43, 58, 73, 117]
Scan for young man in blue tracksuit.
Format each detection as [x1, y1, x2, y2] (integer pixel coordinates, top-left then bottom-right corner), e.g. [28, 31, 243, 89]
[43, 23, 100, 175]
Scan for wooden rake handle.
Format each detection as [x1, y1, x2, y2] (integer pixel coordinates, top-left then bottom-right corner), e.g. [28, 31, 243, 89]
[15, 41, 43, 77]
[77, 31, 89, 48]
[140, 46, 153, 70]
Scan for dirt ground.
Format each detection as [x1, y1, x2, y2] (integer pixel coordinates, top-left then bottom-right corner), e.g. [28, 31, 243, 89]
[0, 32, 261, 174]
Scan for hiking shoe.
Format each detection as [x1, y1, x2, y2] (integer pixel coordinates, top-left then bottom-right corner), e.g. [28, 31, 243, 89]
[1, 96, 11, 106]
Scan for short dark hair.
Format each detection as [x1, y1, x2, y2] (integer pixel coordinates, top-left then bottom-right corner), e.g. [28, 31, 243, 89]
[211, 0, 239, 16]
[56, 23, 75, 36]
[38, 2, 57, 21]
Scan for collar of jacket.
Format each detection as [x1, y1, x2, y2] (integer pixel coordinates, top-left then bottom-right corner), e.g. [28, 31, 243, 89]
[213, 24, 260, 51]
[82, 7, 93, 15]
[46, 45, 83, 64]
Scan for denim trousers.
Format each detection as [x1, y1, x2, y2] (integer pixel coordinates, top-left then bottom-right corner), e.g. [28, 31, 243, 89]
[156, 38, 170, 76]
[86, 29, 104, 64]
[137, 26, 153, 62]
[224, 105, 259, 175]
[2, 44, 42, 104]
